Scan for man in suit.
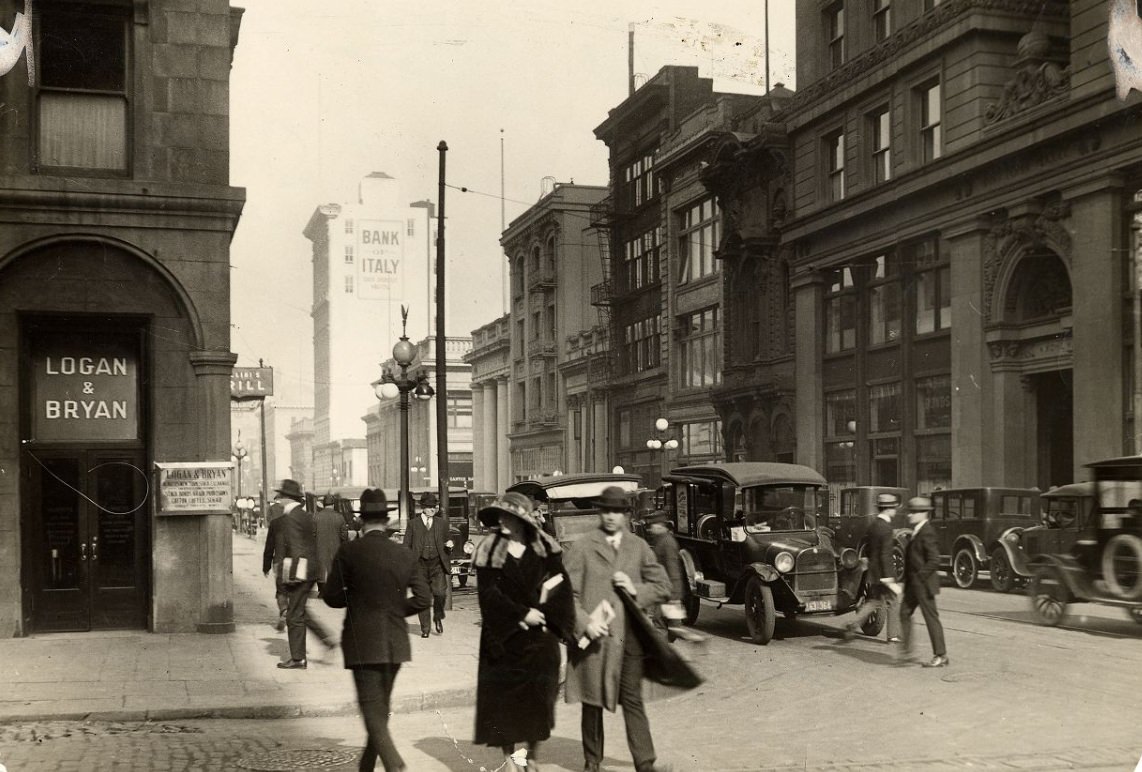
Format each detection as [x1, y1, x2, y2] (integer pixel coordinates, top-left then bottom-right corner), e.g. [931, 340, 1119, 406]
[324, 489, 431, 772]
[899, 495, 949, 667]
[314, 493, 348, 596]
[565, 486, 672, 772]
[267, 479, 335, 669]
[262, 496, 289, 631]
[844, 492, 903, 642]
[402, 491, 450, 638]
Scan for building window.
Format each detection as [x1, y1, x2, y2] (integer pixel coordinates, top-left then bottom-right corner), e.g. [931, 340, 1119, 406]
[515, 320, 525, 357]
[622, 152, 657, 210]
[531, 312, 540, 339]
[867, 254, 901, 346]
[344, 276, 354, 293]
[870, 107, 891, 184]
[868, 382, 901, 486]
[825, 132, 845, 202]
[916, 374, 951, 431]
[919, 81, 942, 162]
[825, 390, 857, 492]
[680, 420, 722, 458]
[678, 308, 721, 390]
[345, 219, 354, 234]
[531, 246, 541, 275]
[911, 239, 950, 334]
[916, 374, 952, 492]
[447, 397, 472, 428]
[825, 267, 857, 353]
[344, 246, 354, 264]
[546, 303, 556, 340]
[531, 377, 541, 414]
[407, 218, 415, 236]
[573, 409, 582, 440]
[546, 372, 556, 409]
[513, 256, 524, 297]
[619, 409, 632, 449]
[623, 315, 661, 374]
[37, 8, 129, 172]
[622, 227, 662, 292]
[678, 198, 719, 284]
[873, 0, 891, 42]
[826, 3, 845, 70]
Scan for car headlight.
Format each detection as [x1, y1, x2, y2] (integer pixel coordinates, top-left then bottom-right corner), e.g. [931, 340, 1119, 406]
[1003, 531, 1020, 545]
[445, 539, 454, 550]
[774, 552, 795, 574]
[463, 540, 475, 555]
[840, 548, 859, 570]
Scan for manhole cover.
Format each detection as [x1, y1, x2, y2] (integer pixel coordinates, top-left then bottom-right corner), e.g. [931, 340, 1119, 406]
[235, 749, 358, 770]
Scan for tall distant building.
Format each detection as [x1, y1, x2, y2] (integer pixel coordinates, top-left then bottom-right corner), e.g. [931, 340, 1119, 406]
[303, 174, 436, 490]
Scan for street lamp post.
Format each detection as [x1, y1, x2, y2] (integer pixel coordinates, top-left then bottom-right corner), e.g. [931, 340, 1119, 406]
[374, 305, 435, 527]
[232, 438, 248, 500]
[646, 417, 679, 485]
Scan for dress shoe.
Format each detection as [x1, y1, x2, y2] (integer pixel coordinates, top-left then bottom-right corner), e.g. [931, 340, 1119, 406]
[434, 618, 444, 634]
[922, 655, 950, 668]
[275, 616, 286, 632]
[276, 659, 307, 669]
[421, 631, 430, 638]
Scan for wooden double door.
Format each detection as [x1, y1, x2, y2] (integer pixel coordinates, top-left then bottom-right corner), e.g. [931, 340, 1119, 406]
[26, 448, 149, 632]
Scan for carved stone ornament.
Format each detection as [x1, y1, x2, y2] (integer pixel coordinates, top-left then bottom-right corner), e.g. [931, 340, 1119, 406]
[982, 199, 1071, 323]
[984, 30, 1070, 124]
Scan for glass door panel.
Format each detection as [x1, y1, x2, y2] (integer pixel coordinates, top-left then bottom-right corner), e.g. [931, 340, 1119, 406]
[90, 454, 146, 629]
[34, 456, 89, 631]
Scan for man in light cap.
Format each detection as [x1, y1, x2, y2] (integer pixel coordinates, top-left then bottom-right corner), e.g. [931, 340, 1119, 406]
[899, 495, 948, 668]
[844, 492, 902, 642]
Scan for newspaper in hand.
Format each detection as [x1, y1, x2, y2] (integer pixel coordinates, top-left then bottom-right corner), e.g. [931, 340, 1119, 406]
[880, 577, 903, 596]
[577, 599, 616, 650]
[539, 573, 564, 605]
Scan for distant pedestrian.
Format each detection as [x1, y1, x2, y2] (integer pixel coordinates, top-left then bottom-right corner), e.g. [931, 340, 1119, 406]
[402, 491, 450, 638]
[899, 496, 948, 668]
[314, 493, 348, 595]
[270, 478, 336, 669]
[472, 491, 575, 772]
[639, 509, 703, 642]
[844, 492, 903, 643]
[262, 496, 288, 631]
[565, 486, 672, 772]
[324, 489, 431, 772]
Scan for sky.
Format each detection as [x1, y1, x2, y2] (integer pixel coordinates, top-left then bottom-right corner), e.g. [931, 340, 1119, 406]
[228, 1, 797, 407]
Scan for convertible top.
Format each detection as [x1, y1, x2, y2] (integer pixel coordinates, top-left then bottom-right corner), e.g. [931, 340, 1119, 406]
[667, 462, 826, 488]
[1041, 481, 1095, 499]
[508, 473, 643, 502]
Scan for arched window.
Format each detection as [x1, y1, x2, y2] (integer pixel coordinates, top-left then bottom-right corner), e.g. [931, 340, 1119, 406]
[1004, 250, 1071, 322]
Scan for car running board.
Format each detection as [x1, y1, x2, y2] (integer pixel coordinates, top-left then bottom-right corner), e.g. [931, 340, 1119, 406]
[697, 596, 731, 607]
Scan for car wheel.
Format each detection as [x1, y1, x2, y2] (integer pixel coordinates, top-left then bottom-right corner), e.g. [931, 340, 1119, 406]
[953, 548, 978, 589]
[1126, 607, 1142, 625]
[891, 543, 906, 582]
[1101, 534, 1142, 601]
[1028, 564, 1069, 626]
[744, 576, 776, 645]
[989, 548, 1015, 593]
[857, 597, 886, 637]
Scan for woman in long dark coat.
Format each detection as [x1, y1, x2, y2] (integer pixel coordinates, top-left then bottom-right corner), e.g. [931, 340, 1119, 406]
[473, 491, 575, 772]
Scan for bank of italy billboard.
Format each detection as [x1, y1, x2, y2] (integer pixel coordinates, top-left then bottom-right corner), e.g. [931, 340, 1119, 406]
[356, 219, 404, 299]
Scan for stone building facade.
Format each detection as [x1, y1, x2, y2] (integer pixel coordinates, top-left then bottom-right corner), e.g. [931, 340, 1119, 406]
[0, 1, 245, 635]
[467, 315, 512, 493]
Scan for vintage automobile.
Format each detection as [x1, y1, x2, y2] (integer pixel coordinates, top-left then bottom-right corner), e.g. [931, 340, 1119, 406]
[928, 486, 1040, 589]
[661, 462, 873, 645]
[821, 486, 910, 581]
[991, 481, 1095, 593]
[507, 472, 643, 547]
[1029, 457, 1142, 626]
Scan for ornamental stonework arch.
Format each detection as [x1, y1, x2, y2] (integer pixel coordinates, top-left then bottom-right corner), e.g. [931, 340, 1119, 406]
[982, 200, 1071, 325]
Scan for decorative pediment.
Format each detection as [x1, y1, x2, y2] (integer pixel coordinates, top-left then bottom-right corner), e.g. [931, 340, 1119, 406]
[984, 30, 1070, 124]
[982, 197, 1071, 323]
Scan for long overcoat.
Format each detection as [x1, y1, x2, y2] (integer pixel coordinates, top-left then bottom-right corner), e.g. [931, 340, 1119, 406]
[563, 528, 670, 711]
[322, 530, 431, 666]
[472, 531, 575, 747]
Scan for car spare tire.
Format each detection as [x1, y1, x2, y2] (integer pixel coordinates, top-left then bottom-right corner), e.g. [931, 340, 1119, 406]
[1101, 534, 1142, 601]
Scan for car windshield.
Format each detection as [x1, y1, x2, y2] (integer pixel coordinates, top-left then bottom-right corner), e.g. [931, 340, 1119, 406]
[738, 485, 822, 532]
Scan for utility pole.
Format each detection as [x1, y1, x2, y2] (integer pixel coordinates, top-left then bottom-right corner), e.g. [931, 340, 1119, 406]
[436, 141, 450, 512]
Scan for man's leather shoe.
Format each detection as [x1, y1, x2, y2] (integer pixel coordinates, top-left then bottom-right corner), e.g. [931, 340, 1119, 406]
[274, 616, 286, 632]
[434, 618, 444, 634]
[922, 655, 949, 668]
[277, 659, 307, 669]
[421, 631, 430, 638]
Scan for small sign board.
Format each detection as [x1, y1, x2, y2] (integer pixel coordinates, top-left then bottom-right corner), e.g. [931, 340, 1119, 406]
[231, 367, 273, 399]
[155, 462, 234, 515]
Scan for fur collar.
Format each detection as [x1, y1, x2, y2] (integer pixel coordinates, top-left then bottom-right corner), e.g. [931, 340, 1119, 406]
[473, 529, 562, 569]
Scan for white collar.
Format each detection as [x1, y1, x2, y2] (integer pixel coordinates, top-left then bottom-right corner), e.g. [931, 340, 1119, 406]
[912, 520, 927, 535]
[605, 532, 621, 546]
[877, 511, 893, 523]
[506, 540, 526, 558]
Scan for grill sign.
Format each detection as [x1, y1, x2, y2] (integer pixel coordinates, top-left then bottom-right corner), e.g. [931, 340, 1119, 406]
[231, 367, 273, 399]
[32, 338, 137, 442]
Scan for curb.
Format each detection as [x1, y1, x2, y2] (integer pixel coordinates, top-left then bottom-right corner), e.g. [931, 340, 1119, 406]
[0, 686, 476, 725]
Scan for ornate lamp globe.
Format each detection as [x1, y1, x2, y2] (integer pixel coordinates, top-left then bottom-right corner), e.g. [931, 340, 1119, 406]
[392, 337, 415, 367]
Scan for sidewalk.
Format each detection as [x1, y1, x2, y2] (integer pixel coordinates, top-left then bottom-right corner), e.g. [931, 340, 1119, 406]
[0, 534, 481, 723]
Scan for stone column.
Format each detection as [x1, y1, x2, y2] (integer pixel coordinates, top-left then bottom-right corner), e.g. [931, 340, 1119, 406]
[593, 397, 608, 473]
[189, 350, 238, 634]
[497, 376, 511, 490]
[471, 385, 485, 490]
[482, 381, 498, 491]
[792, 271, 823, 472]
[945, 220, 990, 487]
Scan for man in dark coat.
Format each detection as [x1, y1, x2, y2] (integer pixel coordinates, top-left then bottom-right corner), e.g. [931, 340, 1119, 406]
[269, 479, 335, 669]
[565, 486, 672, 772]
[638, 509, 706, 643]
[844, 492, 903, 642]
[402, 491, 450, 637]
[262, 497, 288, 631]
[324, 489, 431, 772]
[314, 493, 347, 595]
[900, 495, 948, 667]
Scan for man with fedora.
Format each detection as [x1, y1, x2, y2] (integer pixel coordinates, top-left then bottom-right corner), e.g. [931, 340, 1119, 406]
[314, 493, 348, 596]
[565, 485, 672, 772]
[265, 478, 335, 669]
[402, 491, 450, 637]
[324, 489, 431, 772]
[262, 489, 291, 631]
[639, 510, 687, 637]
[844, 492, 903, 643]
[900, 495, 949, 668]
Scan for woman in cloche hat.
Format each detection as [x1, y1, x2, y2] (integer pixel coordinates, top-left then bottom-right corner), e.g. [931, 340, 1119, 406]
[471, 491, 576, 772]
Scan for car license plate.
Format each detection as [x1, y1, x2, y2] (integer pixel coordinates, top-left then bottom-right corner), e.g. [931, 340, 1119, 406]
[804, 599, 833, 612]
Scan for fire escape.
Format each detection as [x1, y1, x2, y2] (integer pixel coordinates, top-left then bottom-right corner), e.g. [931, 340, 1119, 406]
[588, 195, 619, 389]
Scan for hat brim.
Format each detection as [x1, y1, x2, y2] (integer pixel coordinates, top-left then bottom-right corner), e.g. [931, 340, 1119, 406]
[274, 489, 304, 501]
[479, 505, 537, 529]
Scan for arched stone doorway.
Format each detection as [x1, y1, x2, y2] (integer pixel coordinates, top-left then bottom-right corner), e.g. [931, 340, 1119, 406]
[986, 248, 1074, 488]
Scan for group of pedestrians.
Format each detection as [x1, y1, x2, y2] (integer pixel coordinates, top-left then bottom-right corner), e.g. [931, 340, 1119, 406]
[844, 492, 949, 668]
